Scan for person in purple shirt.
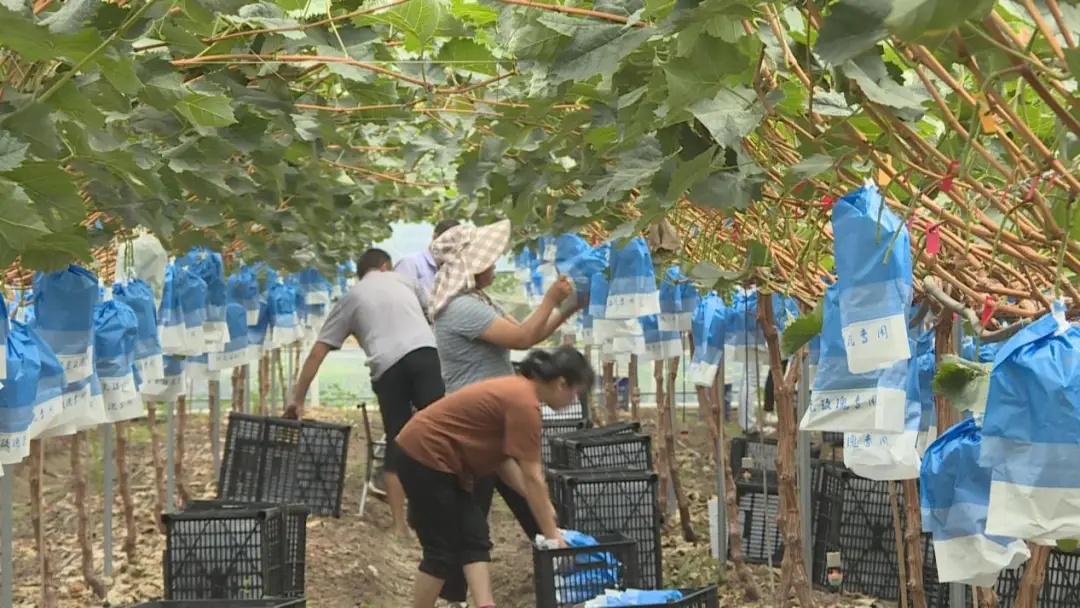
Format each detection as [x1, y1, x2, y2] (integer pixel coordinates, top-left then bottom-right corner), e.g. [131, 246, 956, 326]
[395, 219, 459, 294]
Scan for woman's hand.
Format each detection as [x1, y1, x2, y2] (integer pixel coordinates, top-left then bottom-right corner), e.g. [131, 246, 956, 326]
[543, 276, 574, 305]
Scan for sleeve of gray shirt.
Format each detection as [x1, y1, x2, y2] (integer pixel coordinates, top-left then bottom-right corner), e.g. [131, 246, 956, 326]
[317, 294, 357, 349]
[446, 294, 500, 340]
[408, 274, 431, 318]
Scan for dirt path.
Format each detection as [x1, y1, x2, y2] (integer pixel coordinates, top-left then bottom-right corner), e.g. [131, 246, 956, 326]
[6, 406, 884, 607]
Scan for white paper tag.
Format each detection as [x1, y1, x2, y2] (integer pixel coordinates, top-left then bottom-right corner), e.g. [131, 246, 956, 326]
[56, 350, 92, 384]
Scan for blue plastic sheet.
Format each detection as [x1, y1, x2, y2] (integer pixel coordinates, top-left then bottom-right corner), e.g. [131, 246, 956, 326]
[582, 589, 684, 606]
[0, 292, 7, 383]
[210, 302, 254, 372]
[159, 263, 208, 356]
[555, 234, 608, 309]
[113, 279, 164, 384]
[605, 237, 660, 319]
[678, 281, 700, 332]
[544, 530, 626, 605]
[94, 300, 141, 422]
[981, 313, 1080, 541]
[920, 418, 1029, 585]
[911, 329, 937, 433]
[802, 282, 908, 434]
[229, 266, 261, 326]
[247, 299, 270, 352]
[183, 248, 228, 350]
[658, 267, 681, 332]
[0, 322, 41, 462]
[32, 265, 97, 385]
[832, 182, 914, 374]
[688, 293, 725, 387]
[723, 288, 768, 363]
[268, 280, 299, 347]
[961, 337, 1001, 363]
[296, 268, 332, 306]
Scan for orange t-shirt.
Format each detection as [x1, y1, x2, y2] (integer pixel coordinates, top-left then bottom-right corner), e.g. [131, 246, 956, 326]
[396, 376, 542, 487]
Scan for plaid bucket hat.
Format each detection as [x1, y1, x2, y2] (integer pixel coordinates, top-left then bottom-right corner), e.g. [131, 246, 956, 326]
[430, 220, 512, 315]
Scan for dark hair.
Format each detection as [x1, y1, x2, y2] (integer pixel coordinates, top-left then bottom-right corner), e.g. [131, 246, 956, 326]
[357, 248, 392, 279]
[518, 346, 595, 389]
[433, 219, 460, 239]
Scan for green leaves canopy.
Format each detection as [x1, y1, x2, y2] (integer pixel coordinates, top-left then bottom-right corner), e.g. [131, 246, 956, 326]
[0, 0, 1072, 287]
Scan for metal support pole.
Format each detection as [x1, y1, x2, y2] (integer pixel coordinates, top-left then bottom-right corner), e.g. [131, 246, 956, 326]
[244, 363, 251, 414]
[102, 424, 114, 576]
[287, 343, 295, 399]
[949, 316, 967, 608]
[270, 349, 279, 417]
[166, 400, 175, 514]
[715, 362, 728, 562]
[1, 466, 13, 608]
[797, 353, 813, 572]
[667, 360, 677, 516]
[210, 380, 221, 475]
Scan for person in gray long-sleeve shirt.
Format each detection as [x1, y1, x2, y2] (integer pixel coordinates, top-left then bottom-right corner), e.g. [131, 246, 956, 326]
[285, 248, 445, 536]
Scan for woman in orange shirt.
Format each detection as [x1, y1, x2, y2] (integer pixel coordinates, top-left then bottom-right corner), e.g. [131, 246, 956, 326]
[395, 346, 594, 608]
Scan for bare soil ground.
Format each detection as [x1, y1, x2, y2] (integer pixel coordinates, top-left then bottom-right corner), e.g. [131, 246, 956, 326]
[6, 406, 889, 607]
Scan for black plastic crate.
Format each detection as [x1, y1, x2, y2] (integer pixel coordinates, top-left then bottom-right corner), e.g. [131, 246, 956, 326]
[821, 431, 843, 445]
[987, 546, 1080, 607]
[557, 470, 663, 589]
[542, 420, 589, 468]
[162, 507, 286, 600]
[533, 534, 640, 608]
[183, 501, 308, 598]
[550, 422, 640, 468]
[729, 436, 821, 485]
[632, 586, 719, 607]
[130, 600, 306, 607]
[564, 434, 653, 472]
[731, 461, 841, 584]
[218, 414, 303, 504]
[294, 420, 351, 517]
[818, 467, 905, 601]
[542, 390, 590, 423]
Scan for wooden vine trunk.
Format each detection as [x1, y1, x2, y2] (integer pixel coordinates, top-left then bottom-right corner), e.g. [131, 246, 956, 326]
[208, 379, 219, 473]
[71, 432, 106, 597]
[901, 478, 927, 608]
[258, 354, 269, 415]
[889, 481, 909, 608]
[653, 360, 669, 515]
[603, 361, 616, 424]
[175, 396, 190, 505]
[707, 383, 760, 601]
[231, 365, 245, 412]
[628, 354, 640, 420]
[115, 421, 138, 563]
[146, 402, 166, 533]
[666, 357, 695, 542]
[275, 348, 287, 408]
[1017, 544, 1050, 607]
[29, 439, 57, 607]
[758, 296, 814, 608]
[977, 586, 1000, 607]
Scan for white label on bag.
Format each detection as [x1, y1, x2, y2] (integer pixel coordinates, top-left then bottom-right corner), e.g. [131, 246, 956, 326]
[209, 348, 250, 371]
[57, 350, 92, 384]
[840, 315, 910, 374]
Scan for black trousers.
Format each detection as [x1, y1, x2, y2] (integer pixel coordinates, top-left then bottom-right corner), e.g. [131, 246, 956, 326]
[371, 347, 444, 473]
[399, 452, 492, 579]
[439, 475, 541, 602]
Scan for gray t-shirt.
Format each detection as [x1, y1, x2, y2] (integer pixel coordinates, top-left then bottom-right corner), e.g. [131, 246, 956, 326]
[317, 271, 436, 381]
[435, 292, 514, 393]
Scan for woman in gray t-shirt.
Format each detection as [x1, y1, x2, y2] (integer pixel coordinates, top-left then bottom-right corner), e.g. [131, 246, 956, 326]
[428, 220, 581, 603]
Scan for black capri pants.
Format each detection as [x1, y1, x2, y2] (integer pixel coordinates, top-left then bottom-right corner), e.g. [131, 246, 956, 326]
[440, 476, 541, 602]
[398, 450, 493, 579]
[371, 347, 445, 473]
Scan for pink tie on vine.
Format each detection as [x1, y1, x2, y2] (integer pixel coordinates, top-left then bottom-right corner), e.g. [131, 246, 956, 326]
[821, 195, 834, 211]
[980, 296, 995, 326]
[926, 225, 941, 255]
